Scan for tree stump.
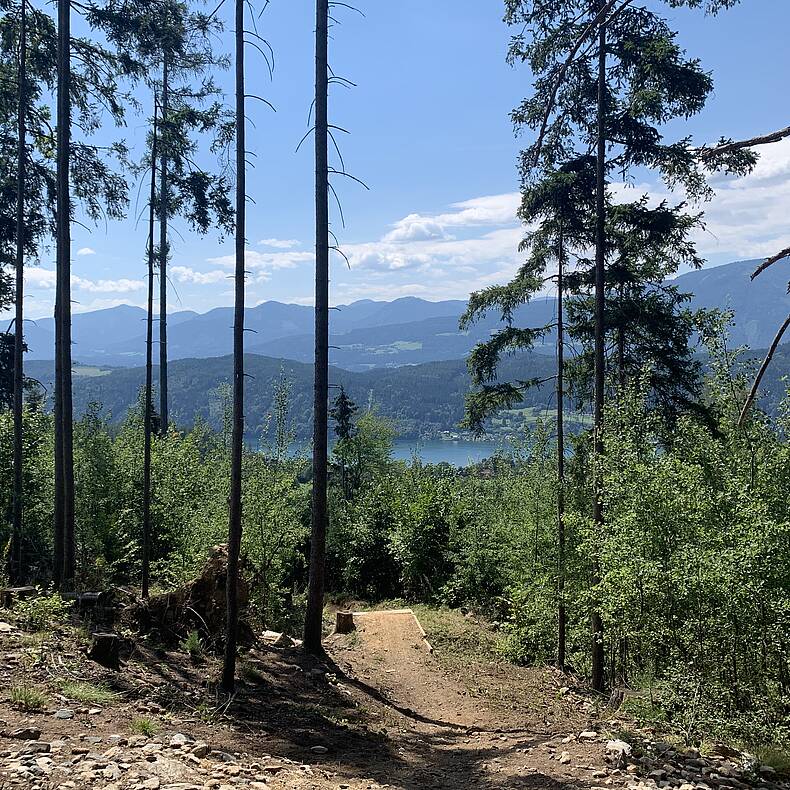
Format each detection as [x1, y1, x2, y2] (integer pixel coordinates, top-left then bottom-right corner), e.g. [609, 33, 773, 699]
[334, 611, 355, 634]
[88, 632, 120, 670]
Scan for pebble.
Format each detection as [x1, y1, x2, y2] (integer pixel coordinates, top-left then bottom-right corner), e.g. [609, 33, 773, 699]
[54, 709, 75, 720]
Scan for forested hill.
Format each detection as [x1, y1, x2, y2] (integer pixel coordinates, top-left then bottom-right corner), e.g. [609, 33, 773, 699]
[19, 258, 790, 370]
[24, 353, 555, 439]
[25, 344, 789, 440]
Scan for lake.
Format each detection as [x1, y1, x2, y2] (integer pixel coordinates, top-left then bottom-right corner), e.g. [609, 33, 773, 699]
[285, 438, 506, 467]
[390, 438, 503, 466]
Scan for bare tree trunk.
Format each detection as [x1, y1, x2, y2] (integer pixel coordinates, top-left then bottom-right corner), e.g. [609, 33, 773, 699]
[142, 96, 158, 600]
[556, 226, 566, 670]
[56, 0, 75, 590]
[158, 53, 169, 435]
[303, 0, 330, 655]
[221, 0, 245, 693]
[738, 312, 790, 427]
[11, 0, 26, 585]
[591, 5, 606, 694]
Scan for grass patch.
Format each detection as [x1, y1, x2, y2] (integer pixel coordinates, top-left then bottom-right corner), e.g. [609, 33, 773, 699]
[60, 681, 115, 705]
[130, 717, 158, 737]
[240, 661, 269, 685]
[754, 745, 790, 775]
[412, 604, 499, 663]
[10, 685, 48, 711]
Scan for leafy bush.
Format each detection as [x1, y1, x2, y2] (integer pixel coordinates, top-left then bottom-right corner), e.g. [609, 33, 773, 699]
[180, 630, 203, 659]
[16, 590, 70, 632]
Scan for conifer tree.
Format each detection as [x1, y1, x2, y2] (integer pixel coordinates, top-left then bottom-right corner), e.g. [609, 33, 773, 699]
[11, 0, 25, 585]
[142, 95, 158, 600]
[471, 0, 747, 689]
[90, 0, 234, 434]
[221, 0, 247, 694]
[303, 0, 330, 656]
[1, 0, 130, 585]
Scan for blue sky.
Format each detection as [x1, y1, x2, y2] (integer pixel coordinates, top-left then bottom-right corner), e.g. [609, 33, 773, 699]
[14, 0, 790, 319]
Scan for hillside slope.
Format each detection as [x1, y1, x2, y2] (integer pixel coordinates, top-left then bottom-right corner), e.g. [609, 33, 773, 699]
[25, 343, 788, 440]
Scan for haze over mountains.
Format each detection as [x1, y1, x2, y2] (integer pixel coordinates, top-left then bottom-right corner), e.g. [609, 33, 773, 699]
[22, 259, 790, 371]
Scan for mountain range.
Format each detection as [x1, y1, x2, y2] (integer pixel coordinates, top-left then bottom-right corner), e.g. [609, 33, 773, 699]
[21, 258, 790, 371]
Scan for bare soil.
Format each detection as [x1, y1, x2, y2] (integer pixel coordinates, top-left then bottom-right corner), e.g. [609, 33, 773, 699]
[0, 606, 786, 790]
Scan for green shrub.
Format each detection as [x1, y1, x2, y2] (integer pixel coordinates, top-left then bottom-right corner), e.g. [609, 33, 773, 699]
[180, 630, 203, 659]
[16, 590, 71, 632]
[130, 717, 158, 736]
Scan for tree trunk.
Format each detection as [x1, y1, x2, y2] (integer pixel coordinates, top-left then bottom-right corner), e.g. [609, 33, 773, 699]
[142, 96, 158, 600]
[221, 0, 246, 693]
[11, 0, 26, 585]
[158, 53, 169, 435]
[556, 226, 566, 670]
[55, 0, 75, 591]
[303, 0, 330, 656]
[591, 5, 607, 694]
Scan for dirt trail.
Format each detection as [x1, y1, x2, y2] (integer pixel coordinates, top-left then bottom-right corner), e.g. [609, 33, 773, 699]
[1, 607, 787, 790]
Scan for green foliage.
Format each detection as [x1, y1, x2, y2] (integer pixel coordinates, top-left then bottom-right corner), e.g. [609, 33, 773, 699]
[16, 589, 70, 632]
[59, 681, 115, 705]
[10, 684, 48, 711]
[179, 630, 203, 659]
[130, 717, 159, 737]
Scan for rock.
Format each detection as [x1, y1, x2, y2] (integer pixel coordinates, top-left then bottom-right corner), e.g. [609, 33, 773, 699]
[170, 733, 189, 748]
[3, 727, 41, 741]
[20, 742, 51, 755]
[0, 621, 13, 632]
[310, 745, 329, 755]
[559, 751, 571, 765]
[606, 739, 633, 767]
[191, 741, 209, 758]
[88, 708, 102, 716]
[141, 779, 160, 789]
[580, 731, 598, 740]
[54, 709, 75, 720]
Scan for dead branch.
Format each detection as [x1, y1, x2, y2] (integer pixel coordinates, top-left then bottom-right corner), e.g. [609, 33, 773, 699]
[699, 125, 790, 162]
[751, 246, 790, 280]
[738, 312, 790, 427]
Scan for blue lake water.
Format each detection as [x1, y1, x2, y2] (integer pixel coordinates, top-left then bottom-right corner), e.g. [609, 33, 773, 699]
[286, 438, 505, 467]
[390, 439, 503, 466]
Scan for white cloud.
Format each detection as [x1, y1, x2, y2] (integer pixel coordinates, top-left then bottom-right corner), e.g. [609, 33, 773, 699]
[382, 193, 520, 244]
[171, 266, 228, 285]
[383, 216, 449, 243]
[257, 238, 300, 249]
[23, 267, 143, 294]
[207, 249, 314, 271]
[77, 247, 96, 256]
[72, 276, 144, 294]
[24, 267, 58, 289]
